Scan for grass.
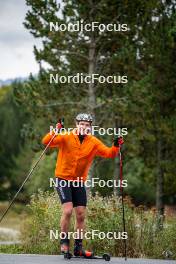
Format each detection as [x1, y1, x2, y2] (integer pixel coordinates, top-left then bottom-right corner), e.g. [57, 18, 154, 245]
[0, 192, 176, 259]
[0, 202, 29, 230]
[0, 202, 28, 253]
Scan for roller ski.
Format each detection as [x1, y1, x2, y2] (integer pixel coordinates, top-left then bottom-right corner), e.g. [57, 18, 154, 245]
[63, 239, 111, 261]
[64, 252, 111, 261]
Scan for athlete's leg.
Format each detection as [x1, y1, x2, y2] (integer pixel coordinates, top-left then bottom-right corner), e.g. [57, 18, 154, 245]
[74, 206, 86, 237]
[72, 182, 87, 237]
[60, 202, 73, 234]
[72, 185, 93, 257]
[55, 178, 73, 253]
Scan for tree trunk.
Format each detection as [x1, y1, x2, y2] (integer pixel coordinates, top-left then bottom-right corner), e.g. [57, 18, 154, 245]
[87, 33, 96, 195]
[156, 137, 164, 228]
[88, 35, 96, 118]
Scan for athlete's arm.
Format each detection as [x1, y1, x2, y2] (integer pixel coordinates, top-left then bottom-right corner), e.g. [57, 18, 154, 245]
[95, 139, 119, 158]
[42, 122, 65, 148]
[42, 132, 64, 148]
[95, 136, 124, 158]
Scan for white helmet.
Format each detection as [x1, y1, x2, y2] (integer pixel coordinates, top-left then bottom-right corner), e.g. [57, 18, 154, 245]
[75, 113, 93, 123]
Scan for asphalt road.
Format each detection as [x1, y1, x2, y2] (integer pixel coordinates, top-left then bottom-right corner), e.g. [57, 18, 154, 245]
[0, 254, 176, 264]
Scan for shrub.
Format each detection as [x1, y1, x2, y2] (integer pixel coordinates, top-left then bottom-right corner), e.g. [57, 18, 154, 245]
[17, 190, 176, 259]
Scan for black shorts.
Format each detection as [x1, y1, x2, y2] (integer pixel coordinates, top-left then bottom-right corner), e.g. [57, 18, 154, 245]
[55, 178, 87, 207]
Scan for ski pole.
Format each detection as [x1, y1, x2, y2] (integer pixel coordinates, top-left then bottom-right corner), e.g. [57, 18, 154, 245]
[0, 118, 64, 224]
[119, 145, 127, 261]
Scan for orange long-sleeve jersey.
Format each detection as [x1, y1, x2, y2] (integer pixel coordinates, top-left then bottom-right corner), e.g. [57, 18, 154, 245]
[42, 130, 119, 182]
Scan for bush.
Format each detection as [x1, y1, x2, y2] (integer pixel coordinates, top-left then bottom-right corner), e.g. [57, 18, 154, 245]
[16, 191, 176, 259]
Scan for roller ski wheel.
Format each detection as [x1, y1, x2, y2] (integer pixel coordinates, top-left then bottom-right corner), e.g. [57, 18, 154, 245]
[64, 252, 72, 259]
[103, 253, 111, 261]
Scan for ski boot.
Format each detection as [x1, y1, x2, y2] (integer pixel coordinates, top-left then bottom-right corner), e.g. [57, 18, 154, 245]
[74, 239, 94, 258]
[60, 238, 71, 257]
